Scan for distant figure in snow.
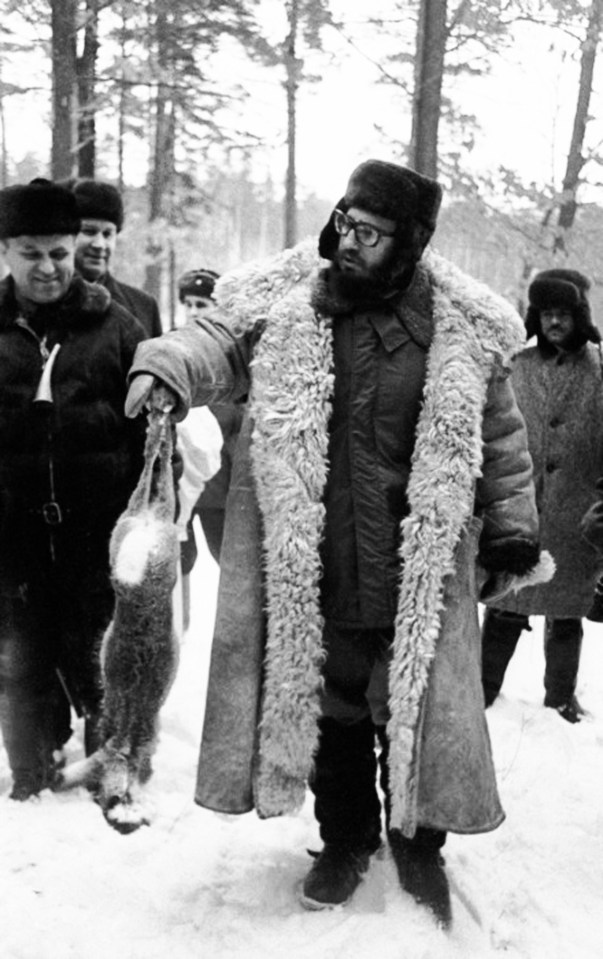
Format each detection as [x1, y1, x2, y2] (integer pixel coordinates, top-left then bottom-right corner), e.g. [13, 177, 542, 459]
[124, 160, 551, 928]
[482, 269, 603, 723]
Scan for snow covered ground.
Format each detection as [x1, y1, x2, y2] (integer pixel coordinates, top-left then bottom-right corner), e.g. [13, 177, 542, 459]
[2, 525, 603, 959]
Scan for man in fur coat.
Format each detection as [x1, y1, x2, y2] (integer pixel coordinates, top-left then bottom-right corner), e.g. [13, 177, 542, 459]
[125, 160, 551, 927]
[0, 179, 147, 800]
[481, 269, 603, 723]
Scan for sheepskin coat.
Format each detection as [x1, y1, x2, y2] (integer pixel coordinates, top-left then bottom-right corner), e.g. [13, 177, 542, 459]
[130, 240, 544, 836]
[492, 342, 603, 618]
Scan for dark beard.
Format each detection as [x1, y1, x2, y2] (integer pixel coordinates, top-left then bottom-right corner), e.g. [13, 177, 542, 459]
[330, 252, 394, 302]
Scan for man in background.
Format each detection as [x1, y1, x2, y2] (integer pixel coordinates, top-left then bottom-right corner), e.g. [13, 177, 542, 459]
[176, 268, 241, 630]
[178, 268, 243, 566]
[481, 269, 603, 722]
[69, 178, 162, 338]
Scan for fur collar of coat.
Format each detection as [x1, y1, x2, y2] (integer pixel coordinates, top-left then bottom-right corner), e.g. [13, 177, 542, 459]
[214, 239, 527, 827]
[0, 274, 111, 332]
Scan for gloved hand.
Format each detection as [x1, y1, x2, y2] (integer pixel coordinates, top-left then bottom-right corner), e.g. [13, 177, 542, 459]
[477, 547, 555, 605]
[125, 374, 177, 418]
[478, 537, 540, 576]
[580, 479, 603, 551]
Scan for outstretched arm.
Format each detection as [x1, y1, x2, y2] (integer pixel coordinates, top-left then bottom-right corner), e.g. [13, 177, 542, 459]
[125, 315, 254, 421]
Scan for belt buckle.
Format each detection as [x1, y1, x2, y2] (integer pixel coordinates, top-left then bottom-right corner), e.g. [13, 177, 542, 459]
[42, 501, 62, 525]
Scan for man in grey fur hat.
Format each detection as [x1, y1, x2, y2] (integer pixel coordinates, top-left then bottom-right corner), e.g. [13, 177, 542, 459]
[481, 269, 603, 723]
[124, 160, 550, 928]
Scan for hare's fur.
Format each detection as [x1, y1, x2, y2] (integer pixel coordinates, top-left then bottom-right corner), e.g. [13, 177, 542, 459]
[58, 416, 180, 834]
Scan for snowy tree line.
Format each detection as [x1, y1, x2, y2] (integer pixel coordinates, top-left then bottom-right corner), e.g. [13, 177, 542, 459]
[0, 0, 602, 313]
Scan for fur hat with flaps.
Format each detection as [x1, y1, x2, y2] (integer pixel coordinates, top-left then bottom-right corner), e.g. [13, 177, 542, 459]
[71, 179, 124, 232]
[0, 178, 80, 239]
[526, 268, 600, 348]
[318, 159, 443, 269]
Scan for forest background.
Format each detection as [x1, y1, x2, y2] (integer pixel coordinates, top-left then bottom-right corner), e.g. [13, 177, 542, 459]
[1, 0, 602, 328]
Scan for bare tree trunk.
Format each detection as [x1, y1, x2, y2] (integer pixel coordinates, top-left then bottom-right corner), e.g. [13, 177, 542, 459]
[76, 0, 99, 178]
[409, 0, 448, 178]
[553, 0, 603, 255]
[117, 11, 126, 191]
[144, 7, 175, 301]
[144, 93, 174, 301]
[50, 0, 78, 180]
[0, 63, 7, 188]
[284, 0, 300, 249]
[168, 241, 176, 329]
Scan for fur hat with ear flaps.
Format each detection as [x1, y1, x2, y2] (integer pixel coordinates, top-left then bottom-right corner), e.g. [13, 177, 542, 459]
[525, 268, 600, 349]
[318, 159, 443, 274]
[0, 179, 80, 239]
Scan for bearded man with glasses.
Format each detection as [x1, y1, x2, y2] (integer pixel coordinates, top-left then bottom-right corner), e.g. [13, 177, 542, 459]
[125, 160, 550, 928]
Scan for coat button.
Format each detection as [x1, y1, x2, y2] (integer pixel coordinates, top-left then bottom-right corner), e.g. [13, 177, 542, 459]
[546, 462, 556, 473]
[549, 417, 560, 428]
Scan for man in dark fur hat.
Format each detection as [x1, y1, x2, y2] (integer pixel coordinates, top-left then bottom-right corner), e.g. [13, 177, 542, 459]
[69, 178, 163, 338]
[0, 178, 147, 800]
[124, 159, 550, 928]
[482, 268, 603, 723]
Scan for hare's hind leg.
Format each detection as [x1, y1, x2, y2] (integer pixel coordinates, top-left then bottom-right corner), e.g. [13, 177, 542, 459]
[99, 741, 155, 835]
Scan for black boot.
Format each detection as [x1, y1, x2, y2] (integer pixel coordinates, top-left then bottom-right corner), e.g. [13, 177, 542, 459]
[301, 843, 373, 909]
[376, 727, 451, 928]
[1, 691, 58, 800]
[301, 716, 382, 909]
[547, 695, 586, 724]
[481, 608, 528, 706]
[389, 828, 452, 929]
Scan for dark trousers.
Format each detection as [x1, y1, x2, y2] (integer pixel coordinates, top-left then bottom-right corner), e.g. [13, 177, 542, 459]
[310, 621, 446, 853]
[310, 717, 446, 853]
[481, 608, 583, 706]
[0, 515, 114, 782]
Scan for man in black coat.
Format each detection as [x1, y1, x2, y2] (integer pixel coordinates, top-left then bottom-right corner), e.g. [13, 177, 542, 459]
[0, 178, 147, 800]
[69, 178, 163, 338]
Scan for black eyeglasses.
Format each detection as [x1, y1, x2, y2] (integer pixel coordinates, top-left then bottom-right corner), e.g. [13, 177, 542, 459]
[333, 209, 396, 248]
